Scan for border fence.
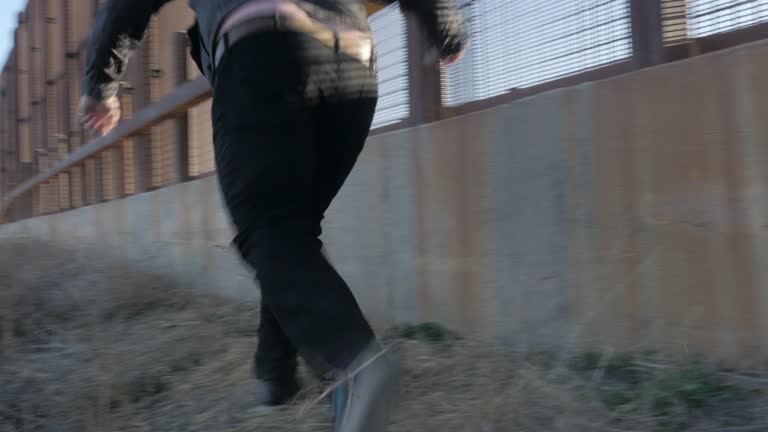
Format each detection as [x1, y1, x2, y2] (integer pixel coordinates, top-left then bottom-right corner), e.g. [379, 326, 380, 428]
[1, 0, 768, 222]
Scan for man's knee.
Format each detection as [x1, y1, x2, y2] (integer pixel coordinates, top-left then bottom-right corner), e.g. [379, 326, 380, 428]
[233, 221, 321, 268]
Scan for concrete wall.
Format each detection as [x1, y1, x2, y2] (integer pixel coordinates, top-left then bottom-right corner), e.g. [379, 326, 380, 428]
[5, 39, 768, 365]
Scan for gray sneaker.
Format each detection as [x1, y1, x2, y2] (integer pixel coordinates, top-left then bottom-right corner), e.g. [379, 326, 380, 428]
[331, 343, 403, 432]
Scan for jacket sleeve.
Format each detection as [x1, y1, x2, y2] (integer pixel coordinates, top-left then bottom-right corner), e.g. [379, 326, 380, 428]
[83, 0, 173, 101]
[377, 0, 466, 60]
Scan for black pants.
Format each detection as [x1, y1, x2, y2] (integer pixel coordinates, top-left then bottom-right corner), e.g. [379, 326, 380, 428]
[211, 30, 378, 382]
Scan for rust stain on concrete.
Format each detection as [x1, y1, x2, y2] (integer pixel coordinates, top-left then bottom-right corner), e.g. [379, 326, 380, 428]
[563, 88, 586, 341]
[716, 53, 761, 360]
[455, 112, 490, 336]
[411, 129, 432, 323]
[591, 76, 632, 348]
[742, 45, 768, 356]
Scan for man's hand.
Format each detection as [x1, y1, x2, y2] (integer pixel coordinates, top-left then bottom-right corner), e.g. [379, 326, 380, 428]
[78, 95, 121, 136]
[443, 50, 464, 65]
[424, 46, 465, 66]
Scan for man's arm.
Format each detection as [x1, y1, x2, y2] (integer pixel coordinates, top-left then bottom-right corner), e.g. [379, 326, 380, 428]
[79, 0, 172, 135]
[371, 0, 466, 61]
[84, 0, 173, 101]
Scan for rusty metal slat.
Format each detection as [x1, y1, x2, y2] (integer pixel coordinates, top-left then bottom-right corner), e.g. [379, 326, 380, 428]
[406, 12, 441, 125]
[631, 0, 665, 67]
[171, 32, 190, 183]
[0, 77, 211, 216]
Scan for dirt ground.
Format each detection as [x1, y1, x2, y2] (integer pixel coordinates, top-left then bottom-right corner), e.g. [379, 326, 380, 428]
[1, 241, 767, 432]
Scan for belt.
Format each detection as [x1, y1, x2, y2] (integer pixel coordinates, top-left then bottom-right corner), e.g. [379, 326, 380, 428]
[213, 14, 374, 70]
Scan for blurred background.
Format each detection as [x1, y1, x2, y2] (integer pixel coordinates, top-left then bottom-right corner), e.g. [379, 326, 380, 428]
[3, 1, 768, 431]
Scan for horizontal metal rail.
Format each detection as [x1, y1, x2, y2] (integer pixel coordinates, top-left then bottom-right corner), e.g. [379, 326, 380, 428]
[0, 77, 212, 218]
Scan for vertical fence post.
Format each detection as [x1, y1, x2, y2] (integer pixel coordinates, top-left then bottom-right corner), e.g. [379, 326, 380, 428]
[84, 159, 93, 205]
[630, 0, 665, 68]
[22, 164, 35, 218]
[131, 43, 152, 193]
[405, 13, 443, 125]
[58, 172, 69, 210]
[78, 163, 87, 206]
[111, 147, 124, 200]
[69, 166, 79, 208]
[95, 156, 105, 203]
[170, 32, 190, 183]
[134, 134, 152, 192]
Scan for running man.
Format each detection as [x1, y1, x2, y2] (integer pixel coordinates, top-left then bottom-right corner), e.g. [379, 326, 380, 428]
[79, 1, 465, 430]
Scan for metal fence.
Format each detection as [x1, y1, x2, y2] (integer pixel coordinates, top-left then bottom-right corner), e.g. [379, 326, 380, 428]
[2, 0, 768, 222]
[370, 3, 410, 127]
[687, 0, 768, 37]
[443, 0, 633, 107]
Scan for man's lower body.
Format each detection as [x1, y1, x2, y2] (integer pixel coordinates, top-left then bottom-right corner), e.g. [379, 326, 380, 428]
[211, 29, 400, 430]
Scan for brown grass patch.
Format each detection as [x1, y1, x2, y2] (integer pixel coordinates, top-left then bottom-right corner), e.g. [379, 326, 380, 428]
[1, 241, 767, 431]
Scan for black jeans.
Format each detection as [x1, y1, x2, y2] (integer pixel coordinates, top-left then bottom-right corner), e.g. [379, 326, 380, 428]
[211, 30, 378, 382]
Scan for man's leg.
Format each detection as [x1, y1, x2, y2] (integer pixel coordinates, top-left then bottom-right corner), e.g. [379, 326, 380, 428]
[311, 97, 378, 219]
[213, 31, 309, 390]
[212, 31, 375, 377]
[252, 300, 300, 403]
[308, 51, 402, 432]
[254, 301, 297, 382]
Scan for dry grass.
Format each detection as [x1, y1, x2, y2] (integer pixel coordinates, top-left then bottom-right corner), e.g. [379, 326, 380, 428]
[1, 240, 767, 432]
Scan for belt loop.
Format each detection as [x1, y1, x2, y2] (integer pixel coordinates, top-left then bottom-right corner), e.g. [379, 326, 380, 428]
[274, 11, 280, 30]
[369, 44, 374, 71]
[333, 30, 340, 54]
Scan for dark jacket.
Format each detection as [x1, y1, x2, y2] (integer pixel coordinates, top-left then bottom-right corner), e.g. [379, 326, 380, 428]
[84, 0, 466, 100]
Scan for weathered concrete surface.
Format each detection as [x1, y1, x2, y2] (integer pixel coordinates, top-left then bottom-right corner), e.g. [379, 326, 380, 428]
[5, 40, 768, 365]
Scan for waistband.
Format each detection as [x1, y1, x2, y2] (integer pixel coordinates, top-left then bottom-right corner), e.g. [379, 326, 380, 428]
[213, 14, 374, 70]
